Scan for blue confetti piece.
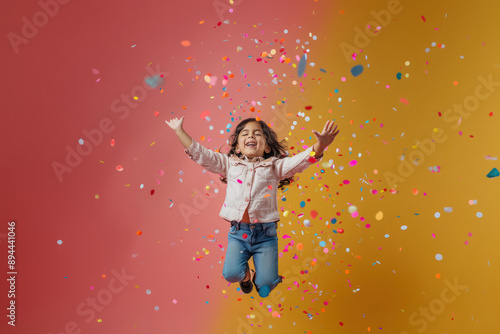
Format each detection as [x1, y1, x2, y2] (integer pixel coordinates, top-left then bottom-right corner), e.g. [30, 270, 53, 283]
[259, 285, 271, 298]
[320, 68, 327, 73]
[145, 75, 164, 88]
[351, 65, 364, 77]
[298, 54, 307, 77]
[487, 167, 499, 178]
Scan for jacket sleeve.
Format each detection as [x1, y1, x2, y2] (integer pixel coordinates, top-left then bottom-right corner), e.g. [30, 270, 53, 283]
[184, 138, 229, 177]
[273, 145, 324, 180]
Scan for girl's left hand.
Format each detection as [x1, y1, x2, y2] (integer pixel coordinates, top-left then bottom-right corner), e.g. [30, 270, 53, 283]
[312, 120, 340, 148]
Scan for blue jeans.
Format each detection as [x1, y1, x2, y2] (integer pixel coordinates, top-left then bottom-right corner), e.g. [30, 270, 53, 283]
[222, 220, 282, 297]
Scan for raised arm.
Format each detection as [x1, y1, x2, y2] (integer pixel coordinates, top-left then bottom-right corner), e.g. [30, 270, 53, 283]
[274, 120, 339, 180]
[311, 119, 339, 156]
[166, 116, 193, 149]
[166, 116, 229, 176]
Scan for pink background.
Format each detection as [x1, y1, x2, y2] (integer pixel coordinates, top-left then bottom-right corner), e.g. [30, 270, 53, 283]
[3, 0, 332, 332]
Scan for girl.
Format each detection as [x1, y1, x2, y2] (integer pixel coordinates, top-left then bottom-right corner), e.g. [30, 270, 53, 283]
[166, 116, 339, 297]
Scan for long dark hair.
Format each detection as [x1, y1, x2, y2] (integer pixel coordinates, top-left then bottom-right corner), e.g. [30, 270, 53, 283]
[217, 118, 293, 190]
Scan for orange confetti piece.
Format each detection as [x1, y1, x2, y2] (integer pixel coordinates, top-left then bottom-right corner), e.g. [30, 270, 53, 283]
[400, 98, 409, 105]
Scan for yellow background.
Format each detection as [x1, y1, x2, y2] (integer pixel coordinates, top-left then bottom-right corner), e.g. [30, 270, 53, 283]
[213, 0, 500, 333]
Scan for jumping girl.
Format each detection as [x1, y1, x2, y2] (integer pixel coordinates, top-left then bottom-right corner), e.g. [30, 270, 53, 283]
[166, 116, 339, 297]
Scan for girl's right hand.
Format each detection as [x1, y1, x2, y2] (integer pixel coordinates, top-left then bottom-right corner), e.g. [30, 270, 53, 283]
[165, 116, 185, 132]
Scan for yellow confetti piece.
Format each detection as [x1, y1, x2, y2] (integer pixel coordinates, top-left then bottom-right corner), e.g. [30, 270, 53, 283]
[375, 211, 383, 220]
[150, 142, 155, 146]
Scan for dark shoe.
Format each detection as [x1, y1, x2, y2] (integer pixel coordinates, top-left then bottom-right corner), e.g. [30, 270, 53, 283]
[239, 269, 254, 294]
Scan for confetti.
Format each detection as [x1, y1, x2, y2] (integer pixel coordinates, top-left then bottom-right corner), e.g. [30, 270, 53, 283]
[298, 54, 307, 77]
[145, 75, 164, 88]
[350, 64, 363, 77]
[487, 168, 499, 178]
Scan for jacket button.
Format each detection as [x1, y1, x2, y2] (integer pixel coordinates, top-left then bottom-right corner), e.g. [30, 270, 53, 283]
[245, 198, 249, 202]
[247, 183, 251, 186]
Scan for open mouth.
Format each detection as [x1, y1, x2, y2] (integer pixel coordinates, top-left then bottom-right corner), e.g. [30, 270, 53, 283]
[246, 143, 257, 147]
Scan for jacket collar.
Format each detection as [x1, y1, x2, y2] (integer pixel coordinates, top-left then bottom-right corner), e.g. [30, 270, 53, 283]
[240, 154, 265, 163]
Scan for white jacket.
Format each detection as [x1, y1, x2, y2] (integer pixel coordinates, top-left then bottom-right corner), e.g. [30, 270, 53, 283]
[184, 138, 324, 223]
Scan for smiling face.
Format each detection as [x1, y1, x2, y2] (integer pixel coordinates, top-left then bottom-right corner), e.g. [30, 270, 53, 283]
[236, 122, 271, 159]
